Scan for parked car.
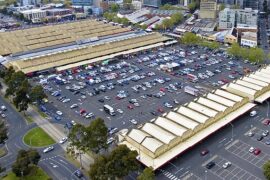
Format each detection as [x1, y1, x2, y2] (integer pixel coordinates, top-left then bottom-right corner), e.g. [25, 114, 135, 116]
[200, 149, 209, 156]
[262, 130, 269, 137]
[222, 162, 231, 169]
[257, 135, 264, 141]
[253, 148, 261, 155]
[74, 170, 84, 178]
[248, 131, 254, 137]
[59, 137, 68, 144]
[249, 147, 255, 153]
[250, 110, 257, 117]
[56, 111, 63, 116]
[206, 161, 215, 169]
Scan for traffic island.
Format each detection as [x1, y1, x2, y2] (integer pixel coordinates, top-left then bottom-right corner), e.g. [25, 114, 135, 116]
[23, 127, 55, 147]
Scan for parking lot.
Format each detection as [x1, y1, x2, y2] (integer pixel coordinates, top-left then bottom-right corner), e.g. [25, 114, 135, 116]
[33, 44, 259, 141]
[150, 101, 270, 180]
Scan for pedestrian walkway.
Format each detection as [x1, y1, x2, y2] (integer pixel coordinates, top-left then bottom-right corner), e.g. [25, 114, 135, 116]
[0, 80, 94, 170]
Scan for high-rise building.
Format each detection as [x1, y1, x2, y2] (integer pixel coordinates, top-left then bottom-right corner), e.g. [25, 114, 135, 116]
[219, 8, 236, 30]
[243, 0, 258, 10]
[199, 0, 218, 19]
[143, 0, 178, 8]
[236, 8, 258, 26]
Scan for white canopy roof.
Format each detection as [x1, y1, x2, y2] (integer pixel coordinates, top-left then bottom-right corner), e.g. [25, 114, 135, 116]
[177, 106, 209, 124]
[187, 102, 218, 117]
[235, 80, 263, 91]
[206, 93, 235, 107]
[154, 117, 187, 136]
[196, 97, 227, 112]
[225, 83, 256, 96]
[214, 89, 243, 102]
[241, 77, 268, 87]
[165, 111, 198, 130]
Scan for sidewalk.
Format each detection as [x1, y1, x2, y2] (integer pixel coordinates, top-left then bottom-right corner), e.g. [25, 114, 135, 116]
[0, 80, 94, 170]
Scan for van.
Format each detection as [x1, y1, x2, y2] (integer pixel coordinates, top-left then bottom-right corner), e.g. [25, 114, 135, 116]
[250, 110, 257, 117]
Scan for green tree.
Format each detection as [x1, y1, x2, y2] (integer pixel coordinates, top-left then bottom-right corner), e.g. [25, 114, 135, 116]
[171, 12, 183, 25]
[188, 2, 197, 13]
[12, 149, 40, 177]
[263, 160, 270, 180]
[0, 66, 15, 82]
[219, 3, 226, 11]
[121, 17, 129, 26]
[111, 3, 119, 13]
[162, 18, 173, 30]
[5, 71, 26, 97]
[0, 120, 8, 144]
[0, 165, 5, 173]
[86, 118, 108, 153]
[67, 123, 87, 168]
[29, 85, 47, 104]
[107, 145, 139, 178]
[248, 47, 265, 63]
[13, 80, 31, 112]
[181, 32, 200, 45]
[199, 41, 220, 50]
[268, 53, 270, 60]
[89, 155, 108, 180]
[227, 43, 242, 58]
[137, 167, 155, 180]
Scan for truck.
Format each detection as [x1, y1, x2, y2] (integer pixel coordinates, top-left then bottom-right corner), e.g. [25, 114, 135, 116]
[187, 74, 198, 83]
[184, 86, 199, 96]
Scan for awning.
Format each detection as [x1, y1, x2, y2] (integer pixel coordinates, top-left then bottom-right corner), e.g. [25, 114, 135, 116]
[255, 91, 270, 103]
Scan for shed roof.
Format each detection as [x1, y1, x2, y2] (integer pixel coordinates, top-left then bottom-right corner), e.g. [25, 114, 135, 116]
[196, 97, 227, 112]
[259, 68, 270, 75]
[128, 129, 150, 143]
[176, 106, 209, 124]
[241, 77, 268, 87]
[206, 93, 235, 107]
[187, 102, 218, 117]
[226, 83, 256, 96]
[154, 117, 187, 136]
[249, 74, 270, 83]
[235, 80, 263, 91]
[214, 89, 243, 102]
[141, 137, 164, 153]
[142, 123, 175, 144]
[254, 72, 270, 79]
[165, 111, 199, 130]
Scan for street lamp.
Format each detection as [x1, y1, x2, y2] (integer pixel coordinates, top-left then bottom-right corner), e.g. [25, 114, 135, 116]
[266, 100, 269, 118]
[229, 122, 234, 141]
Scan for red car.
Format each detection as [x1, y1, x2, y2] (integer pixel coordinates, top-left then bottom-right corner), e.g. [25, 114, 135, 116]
[157, 107, 164, 113]
[262, 119, 270, 126]
[200, 149, 209, 156]
[127, 104, 134, 109]
[253, 148, 261, 155]
[221, 78, 229, 83]
[160, 88, 166, 92]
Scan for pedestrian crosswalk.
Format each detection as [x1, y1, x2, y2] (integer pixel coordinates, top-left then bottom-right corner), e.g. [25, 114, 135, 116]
[160, 169, 181, 180]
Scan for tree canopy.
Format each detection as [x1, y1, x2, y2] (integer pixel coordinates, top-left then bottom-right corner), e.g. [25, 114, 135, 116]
[110, 3, 119, 13]
[89, 145, 139, 179]
[227, 43, 265, 63]
[137, 167, 155, 180]
[181, 32, 200, 45]
[12, 149, 40, 177]
[263, 160, 270, 180]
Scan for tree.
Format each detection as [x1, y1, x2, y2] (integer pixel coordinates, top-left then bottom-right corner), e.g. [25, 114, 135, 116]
[162, 18, 173, 30]
[171, 12, 184, 25]
[181, 32, 200, 45]
[5, 71, 27, 97]
[30, 85, 47, 104]
[0, 66, 15, 82]
[219, 3, 226, 11]
[227, 43, 242, 58]
[89, 155, 108, 180]
[13, 80, 31, 112]
[111, 3, 119, 13]
[86, 118, 108, 153]
[0, 120, 8, 144]
[263, 161, 270, 180]
[248, 47, 265, 63]
[137, 167, 155, 180]
[188, 2, 197, 13]
[12, 149, 40, 177]
[268, 53, 270, 60]
[67, 123, 87, 168]
[106, 145, 139, 178]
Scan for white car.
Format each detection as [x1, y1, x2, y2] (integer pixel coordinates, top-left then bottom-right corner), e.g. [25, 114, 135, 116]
[117, 109, 123, 114]
[59, 137, 68, 144]
[43, 146, 54, 153]
[248, 131, 254, 137]
[0, 106, 6, 111]
[56, 111, 63, 116]
[62, 98, 70, 103]
[130, 119, 138, 125]
[107, 137, 115, 145]
[222, 162, 231, 169]
[85, 113, 94, 119]
[1, 113, 6, 118]
[249, 147, 255, 153]
[70, 104, 78, 109]
[71, 120, 77, 126]
[250, 110, 257, 117]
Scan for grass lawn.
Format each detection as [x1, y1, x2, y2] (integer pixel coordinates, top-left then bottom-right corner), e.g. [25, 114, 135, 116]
[3, 166, 50, 180]
[23, 127, 55, 147]
[0, 147, 7, 157]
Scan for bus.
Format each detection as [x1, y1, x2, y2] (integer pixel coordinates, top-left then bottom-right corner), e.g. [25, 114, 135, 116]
[103, 105, 116, 116]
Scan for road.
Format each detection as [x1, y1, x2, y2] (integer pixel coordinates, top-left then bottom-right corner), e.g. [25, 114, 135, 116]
[0, 94, 82, 180]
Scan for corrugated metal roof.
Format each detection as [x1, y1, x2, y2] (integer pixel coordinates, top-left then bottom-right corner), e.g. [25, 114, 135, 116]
[226, 83, 256, 95]
[214, 89, 243, 102]
[249, 74, 270, 83]
[254, 72, 270, 79]
[206, 93, 235, 107]
[154, 117, 187, 136]
[241, 76, 268, 87]
[141, 137, 164, 153]
[235, 80, 263, 91]
[259, 68, 270, 75]
[128, 129, 150, 143]
[196, 97, 227, 112]
[165, 111, 198, 130]
[142, 123, 175, 144]
[176, 106, 209, 124]
[187, 102, 218, 117]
